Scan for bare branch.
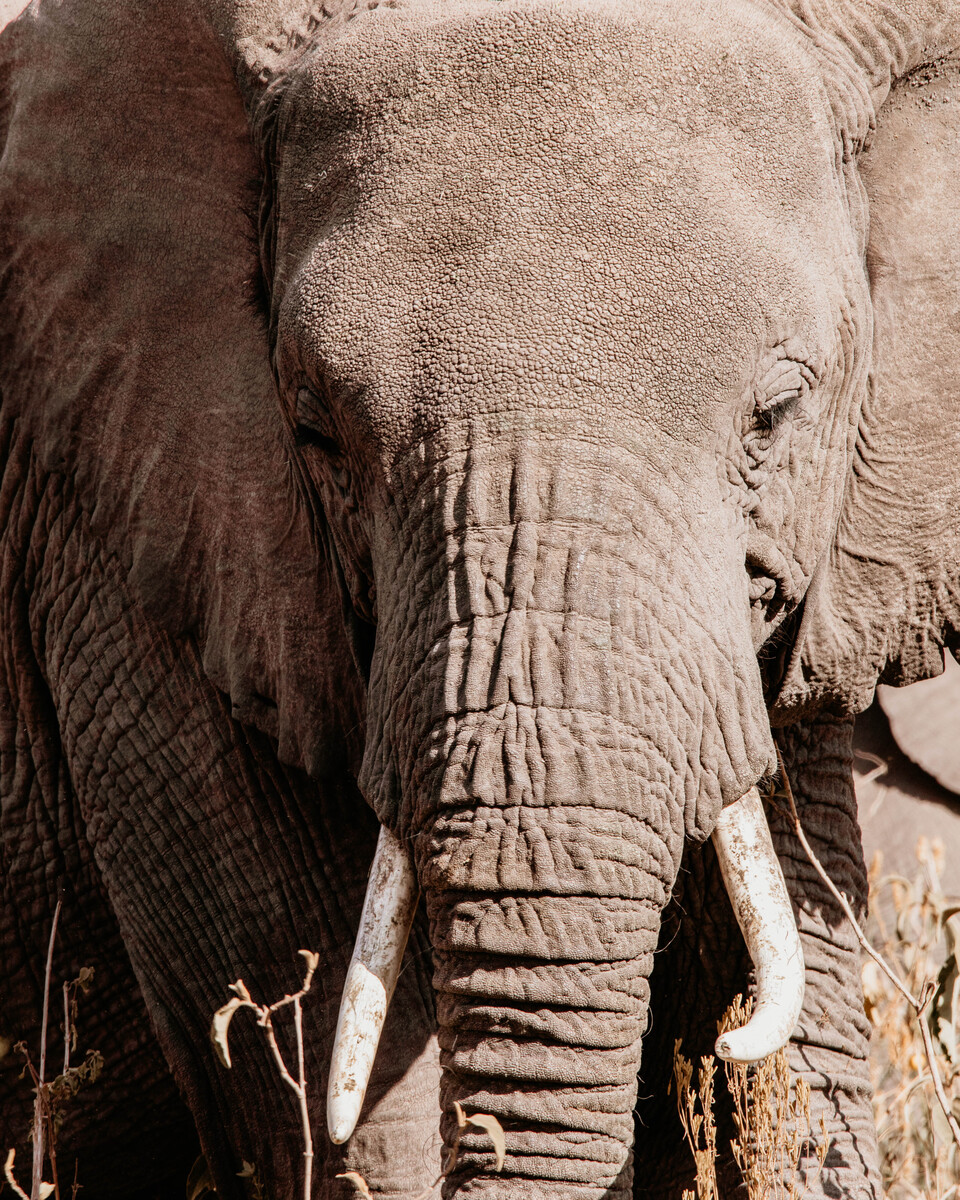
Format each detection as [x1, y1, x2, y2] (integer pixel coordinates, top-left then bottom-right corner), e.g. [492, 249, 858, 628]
[773, 745, 960, 1157]
[212, 953, 317, 1200]
[33, 899, 62, 1200]
[62, 983, 70, 1079]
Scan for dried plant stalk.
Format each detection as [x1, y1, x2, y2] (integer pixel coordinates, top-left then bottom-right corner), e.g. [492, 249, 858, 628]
[862, 838, 960, 1198]
[6, 904, 99, 1200]
[719, 998, 828, 1199]
[673, 1043, 719, 1200]
[773, 745, 960, 1158]
[674, 998, 828, 1199]
[212, 951, 319, 1200]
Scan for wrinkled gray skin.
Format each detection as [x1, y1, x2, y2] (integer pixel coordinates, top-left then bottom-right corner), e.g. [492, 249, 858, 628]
[1, 0, 959, 1197]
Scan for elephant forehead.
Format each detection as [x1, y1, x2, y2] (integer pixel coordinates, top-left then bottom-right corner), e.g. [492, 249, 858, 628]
[274, 0, 852, 453]
[285, 0, 829, 157]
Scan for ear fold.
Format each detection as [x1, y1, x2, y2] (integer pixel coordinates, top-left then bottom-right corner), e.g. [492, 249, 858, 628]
[0, 0, 365, 774]
[775, 57, 960, 718]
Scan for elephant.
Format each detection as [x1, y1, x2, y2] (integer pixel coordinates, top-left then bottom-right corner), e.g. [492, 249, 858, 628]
[1, 0, 959, 1197]
[855, 658, 960, 893]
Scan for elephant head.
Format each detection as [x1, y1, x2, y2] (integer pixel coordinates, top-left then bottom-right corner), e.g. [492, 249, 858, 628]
[0, 0, 958, 1196]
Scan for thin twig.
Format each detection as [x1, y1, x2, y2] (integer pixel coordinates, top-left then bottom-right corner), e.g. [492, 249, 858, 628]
[34, 899, 62, 1200]
[293, 999, 312, 1200]
[257, 1007, 313, 1198]
[213, 952, 317, 1200]
[255, 975, 315, 1198]
[47, 1131, 60, 1200]
[772, 753, 918, 1009]
[258, 1018, 299, 1092]
[773, 745, 960, 1156]
[915, 981, 960, 1154]
[853, 749, 888, 783]
[62, 983, 70, 1079]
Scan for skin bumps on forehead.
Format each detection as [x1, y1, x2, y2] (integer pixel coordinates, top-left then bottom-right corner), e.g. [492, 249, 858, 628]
[273, 0, 859, 468]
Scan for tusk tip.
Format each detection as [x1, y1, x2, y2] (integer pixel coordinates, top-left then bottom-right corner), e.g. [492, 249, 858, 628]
[712, 999, 802, 1064]
[326, 827, 419, 1148]
[327, 1100, 362, 1145]
[714, 1030, 761, 1063]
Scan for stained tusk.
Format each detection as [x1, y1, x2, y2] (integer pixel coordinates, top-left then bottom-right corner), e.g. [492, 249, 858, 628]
[711, 785, 805, 1063]
[327, 824, 419, 1145]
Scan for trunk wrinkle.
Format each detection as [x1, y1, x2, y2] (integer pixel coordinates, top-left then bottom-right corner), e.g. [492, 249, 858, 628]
[361, 443, 778, 1196]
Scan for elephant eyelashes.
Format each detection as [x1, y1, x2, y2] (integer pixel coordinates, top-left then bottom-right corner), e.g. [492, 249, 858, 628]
[295, 385, 343, 457]
[753, 358, 815, 435]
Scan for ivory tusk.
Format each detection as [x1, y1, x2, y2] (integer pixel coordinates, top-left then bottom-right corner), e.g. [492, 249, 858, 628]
[711, 785, 805, 1063]
[327, 824, 419, 1145]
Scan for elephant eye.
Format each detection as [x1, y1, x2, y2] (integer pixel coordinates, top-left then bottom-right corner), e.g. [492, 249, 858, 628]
[295, 385, 343, 457]
[753, 359, 814, 434]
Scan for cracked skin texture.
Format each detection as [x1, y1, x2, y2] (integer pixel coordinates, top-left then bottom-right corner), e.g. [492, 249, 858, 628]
[0, 0, 959, 1197]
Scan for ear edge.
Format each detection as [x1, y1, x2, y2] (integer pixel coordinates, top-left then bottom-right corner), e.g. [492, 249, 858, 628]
[771, 57, 960, 721]
[0, 0, 366, 778]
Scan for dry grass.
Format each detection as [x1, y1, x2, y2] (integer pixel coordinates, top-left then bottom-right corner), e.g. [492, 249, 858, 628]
[4, 900, 100, 1200]
[673, 998, 829, 1200]
[864, 838, 960, 1199]
[676, 797, 960, 1200]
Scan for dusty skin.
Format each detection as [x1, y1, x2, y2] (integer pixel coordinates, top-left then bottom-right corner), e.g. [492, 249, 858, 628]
[1, 0, 959, 1197]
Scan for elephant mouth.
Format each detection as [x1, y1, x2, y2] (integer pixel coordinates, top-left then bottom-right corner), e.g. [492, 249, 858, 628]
[324, 784, 804, 1146]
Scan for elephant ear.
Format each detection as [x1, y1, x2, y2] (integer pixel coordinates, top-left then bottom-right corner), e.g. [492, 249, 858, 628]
[774, 49, 960, 719]
[878, 653, 960, 796]
[0, 0, 365, 775]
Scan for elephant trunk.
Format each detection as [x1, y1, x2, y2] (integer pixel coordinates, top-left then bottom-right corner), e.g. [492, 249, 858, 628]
[324, 819, 655, 1194]
[424, 799, 668, 1197]
[343, 440, 788, 1192]
[327, 788, 805, 1183]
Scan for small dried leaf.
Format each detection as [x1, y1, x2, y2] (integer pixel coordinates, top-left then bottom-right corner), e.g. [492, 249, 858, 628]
[238, 1160, 265, 1200]
[38, 1184, 54, 1199]
[299, 950, 320, 973]
[211, 995, 247, 1068]
[3, 1149, 30, 1200]
[75, 966, 95, 993]
[48, 1047, 104, 1109]
[336, 1170, 374, 1198]
[930, 915, 960, 1063]
[463, 1112, 506, 1172]
[186, 1155, 218, 1200]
